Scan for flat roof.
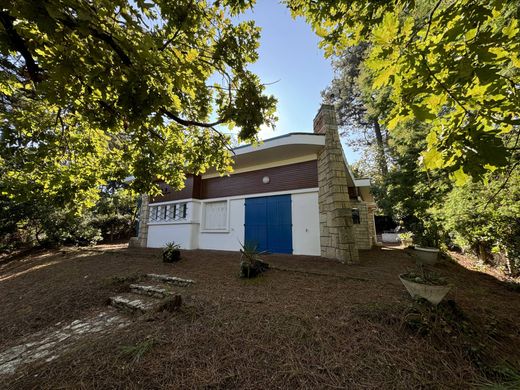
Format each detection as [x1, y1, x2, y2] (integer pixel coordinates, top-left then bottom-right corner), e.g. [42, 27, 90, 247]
[233, 132, 325, 155]
[354, 178, 371, 187]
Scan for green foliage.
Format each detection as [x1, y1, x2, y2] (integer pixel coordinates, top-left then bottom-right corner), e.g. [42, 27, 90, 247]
[91, 186, 138, 241]
[239, 241, 269, 278]
[0, 195, 101, 249]
[0, 0, 277, 212]
[0, 184, 137, 251]
[37, 208, 103, 247]
[379, 118, 450, 245]
[378, 115, 519, 274]
[401, 266, 448, 286]
[120, 338, 156, 364]
[297, 0, 520, 272]
[398, 231, 414, 246]
[435, 170, 520, 276]
[164, 242, 181, 251]
[163, 241, 181, 262]
[324, 43, 392, 180]
[287, 0, 520, 183]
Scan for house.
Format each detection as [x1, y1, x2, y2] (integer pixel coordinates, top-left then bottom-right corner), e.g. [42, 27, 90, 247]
[132, 105, 377, 263]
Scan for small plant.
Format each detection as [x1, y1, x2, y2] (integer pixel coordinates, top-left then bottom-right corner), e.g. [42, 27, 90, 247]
[401, 264, 448, 286]
[399, 263, 452, 305]
[239, 241, 269, 279]
[163, 242, 181, 263]
[120, 338, 156, 363]
[398, 231, 414, 247]
[416, 220, 441, 248]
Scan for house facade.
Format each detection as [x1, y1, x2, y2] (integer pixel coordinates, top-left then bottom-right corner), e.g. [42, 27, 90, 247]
[133, 105, 377, 263]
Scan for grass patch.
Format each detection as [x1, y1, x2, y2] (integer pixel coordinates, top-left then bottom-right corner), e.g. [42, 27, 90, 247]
[119, 338, 156, 364]
[475, 365, 520, 389]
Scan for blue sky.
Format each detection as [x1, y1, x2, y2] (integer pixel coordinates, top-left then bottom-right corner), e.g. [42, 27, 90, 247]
[233, 1, 359, 162]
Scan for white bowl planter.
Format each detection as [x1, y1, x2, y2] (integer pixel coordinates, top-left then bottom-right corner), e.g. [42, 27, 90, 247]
[399, 275, 452, 305]
[382, 232, 400, 243]
[414, 246, 440, 265]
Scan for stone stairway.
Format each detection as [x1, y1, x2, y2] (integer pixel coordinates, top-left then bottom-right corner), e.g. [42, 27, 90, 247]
[109, 274, 194, 315]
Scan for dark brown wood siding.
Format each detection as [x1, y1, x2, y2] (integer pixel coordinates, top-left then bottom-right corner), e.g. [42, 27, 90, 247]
[151, 175, 202, 203]
[201, 160, 318, 199]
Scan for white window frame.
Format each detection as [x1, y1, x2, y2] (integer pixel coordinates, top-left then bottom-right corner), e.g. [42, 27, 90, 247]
[200, 199, 230, 233]
[148, 201, 189, 224]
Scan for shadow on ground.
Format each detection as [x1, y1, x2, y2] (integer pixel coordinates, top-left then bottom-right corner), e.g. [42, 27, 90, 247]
[0, 244, 519, 388]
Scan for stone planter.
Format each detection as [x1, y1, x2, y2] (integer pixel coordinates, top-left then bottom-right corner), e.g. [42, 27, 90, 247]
[414, 246, 439, 265]
[399, 274, 452, 305]
[163, 249, 181, 263]
[239, 259, 269, 279]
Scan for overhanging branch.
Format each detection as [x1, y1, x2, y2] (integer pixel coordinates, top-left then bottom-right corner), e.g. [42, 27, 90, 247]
[89, 28, 132, 66]
[55, 14, 132, 66]
[160, 108, 227, 128]
[0, 10, 42, 82]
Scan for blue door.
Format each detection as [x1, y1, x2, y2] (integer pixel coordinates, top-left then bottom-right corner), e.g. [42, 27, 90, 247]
[245, 195, 292, 254]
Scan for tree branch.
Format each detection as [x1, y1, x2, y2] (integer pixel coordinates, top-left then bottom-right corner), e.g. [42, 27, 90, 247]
[148, 128, 166, 142]
[54, 13, 132, 66]
[484, 160, 520, 209]
[159, 28, 181, 52]
[160, 108, 227, 128]
[0, 10, 42, 82]
[89, 28, 132, 66]
[423, 0, 444, 42]
[422, 56, 470, 116]
[211, 126, 236, 155]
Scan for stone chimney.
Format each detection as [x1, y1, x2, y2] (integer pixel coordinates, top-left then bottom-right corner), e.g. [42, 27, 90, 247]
[130, 194, 150, 247]
[313, 104, 336, 135]
[314, 104, 359, 263]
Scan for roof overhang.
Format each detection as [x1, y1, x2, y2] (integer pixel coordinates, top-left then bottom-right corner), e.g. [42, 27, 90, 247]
[233, 132, 325, 156]
[222, 132, 325, 173]
[354, 178, 371, 187]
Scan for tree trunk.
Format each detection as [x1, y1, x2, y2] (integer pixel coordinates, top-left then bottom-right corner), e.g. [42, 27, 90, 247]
[478, 242, 488, 263]
[373, 118, 388, 177]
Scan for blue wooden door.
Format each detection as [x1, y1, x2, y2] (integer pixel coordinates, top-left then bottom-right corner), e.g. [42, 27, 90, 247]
[245, 195, 292, 254]
[244, 197, 268, 252]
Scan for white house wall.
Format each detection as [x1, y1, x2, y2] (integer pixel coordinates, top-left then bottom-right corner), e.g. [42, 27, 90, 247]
[147, 223, 199, 249]
[291, 192, 321, 256]
[146, 201, 200, 249]
[146, 190, 321, 255]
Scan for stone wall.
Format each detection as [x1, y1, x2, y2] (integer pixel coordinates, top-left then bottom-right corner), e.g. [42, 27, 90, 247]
[350, 200, 372, 250]
[133, 194, 150, 247]
[367, 205, 377, 247]
[315, 105, 359, 263]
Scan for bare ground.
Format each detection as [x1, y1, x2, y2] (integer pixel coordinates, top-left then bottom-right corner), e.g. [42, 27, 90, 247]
[0, 244, 519, 389]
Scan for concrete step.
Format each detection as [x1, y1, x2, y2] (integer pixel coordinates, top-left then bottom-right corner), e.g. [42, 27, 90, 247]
[109, 293, 159, 314]
[129, 283, 175, 299]
[109, 292, 183, 315]
[146, 274, 195, 287]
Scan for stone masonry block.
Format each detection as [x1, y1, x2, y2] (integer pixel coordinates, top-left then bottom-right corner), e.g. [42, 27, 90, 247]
[315, 105, 359, 263]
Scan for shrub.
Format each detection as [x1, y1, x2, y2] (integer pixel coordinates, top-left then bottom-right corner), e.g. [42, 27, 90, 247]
[163, 242, 181, 263]
[239, 242, 269, 278]
[437, 175, 520, 277]
[0, 184, 137, 251]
